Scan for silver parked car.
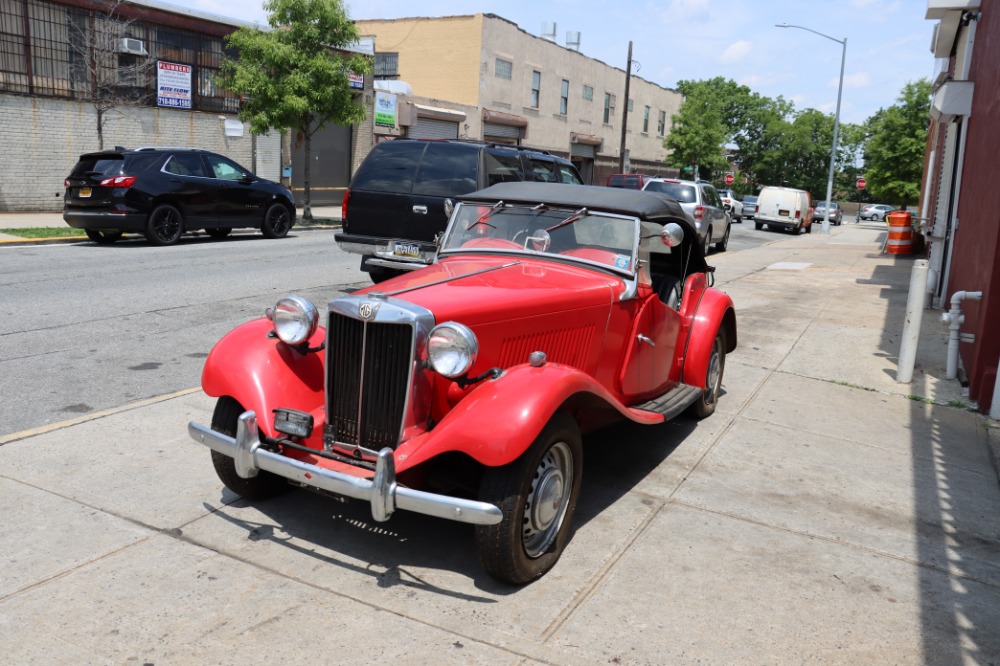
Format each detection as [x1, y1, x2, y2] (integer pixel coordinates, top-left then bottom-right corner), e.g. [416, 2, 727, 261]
[859, 203, 894, 221]
[813, 201, 843, 226]
[642, 178, 731, 254]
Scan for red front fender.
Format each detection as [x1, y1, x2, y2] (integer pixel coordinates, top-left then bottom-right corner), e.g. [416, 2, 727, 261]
[396, 362, 663, 471]
[200, 318, 326, 438]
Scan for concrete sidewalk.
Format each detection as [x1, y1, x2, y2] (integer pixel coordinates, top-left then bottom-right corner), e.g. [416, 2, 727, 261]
[2, 223, 999, 664]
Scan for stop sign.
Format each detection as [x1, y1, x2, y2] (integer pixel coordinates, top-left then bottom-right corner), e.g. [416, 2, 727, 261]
[856, 178, 867, 190]
[724, 172, 735, 185]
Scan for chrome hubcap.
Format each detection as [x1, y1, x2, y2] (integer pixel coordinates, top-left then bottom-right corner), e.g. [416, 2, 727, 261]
[523, 441, 573, 558]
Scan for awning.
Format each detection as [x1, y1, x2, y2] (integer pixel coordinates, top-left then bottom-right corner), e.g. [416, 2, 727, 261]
[413, 104, 466, 122]
[481, 109, 528, 127]
[571, 132, 602, 147]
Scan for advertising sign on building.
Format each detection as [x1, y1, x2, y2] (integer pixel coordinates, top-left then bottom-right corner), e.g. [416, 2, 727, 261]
[157, 61, 192, 109]
[375, 91, 397, 128]
[349, 71, 364, 90]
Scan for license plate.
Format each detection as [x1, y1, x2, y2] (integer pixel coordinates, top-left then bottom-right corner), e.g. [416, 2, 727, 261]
[392, 242, 420, 258]
[78, 187, 92, 198]
[778, 209, 789, 217]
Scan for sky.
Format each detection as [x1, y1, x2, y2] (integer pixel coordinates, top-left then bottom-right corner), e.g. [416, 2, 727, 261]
[160, 0, 936, 125]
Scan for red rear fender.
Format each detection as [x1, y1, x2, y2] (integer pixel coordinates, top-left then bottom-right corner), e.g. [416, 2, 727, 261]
[200, 318, 327, 437]
[681, 289, 736, 388]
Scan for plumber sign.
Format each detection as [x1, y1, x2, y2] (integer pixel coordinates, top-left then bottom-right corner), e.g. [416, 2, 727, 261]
[157, 61, 192, 109]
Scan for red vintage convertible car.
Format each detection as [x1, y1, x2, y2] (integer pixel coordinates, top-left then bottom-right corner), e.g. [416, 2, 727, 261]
[188, 182, 737, 584]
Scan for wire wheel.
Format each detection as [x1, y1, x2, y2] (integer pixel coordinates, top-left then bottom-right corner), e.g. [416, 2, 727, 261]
[688, 328, 726, 419]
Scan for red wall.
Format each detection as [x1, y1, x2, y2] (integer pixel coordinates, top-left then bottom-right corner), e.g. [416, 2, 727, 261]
[951, 0, 1000, 407]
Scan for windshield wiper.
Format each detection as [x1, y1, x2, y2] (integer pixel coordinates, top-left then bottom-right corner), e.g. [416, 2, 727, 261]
[465, 200, 505, 231]
[546, 207, 588, 232]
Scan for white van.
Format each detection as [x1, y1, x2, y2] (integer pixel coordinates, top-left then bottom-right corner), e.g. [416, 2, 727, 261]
[754, 186, 814, 234]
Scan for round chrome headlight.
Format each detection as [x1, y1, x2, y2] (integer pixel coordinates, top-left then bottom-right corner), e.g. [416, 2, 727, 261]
[271, 295, 319, 345]
[427, 322, 478, 378]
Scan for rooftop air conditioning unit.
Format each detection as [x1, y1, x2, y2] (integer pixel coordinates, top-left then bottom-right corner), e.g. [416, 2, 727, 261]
[119, 37, 148, 56]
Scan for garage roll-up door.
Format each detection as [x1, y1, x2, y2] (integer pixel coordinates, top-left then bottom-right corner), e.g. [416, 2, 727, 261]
[409, 117, 459, 140]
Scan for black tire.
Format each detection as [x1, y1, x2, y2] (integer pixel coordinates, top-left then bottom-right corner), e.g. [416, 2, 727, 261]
[368, 267, 406, 284]
[687, 327, 726, 419]
[145, 204, 184, 246]
[806, 222, 812, 234]
[476, 412, 582, 585]
[715, 224, 730, 252]
[702, 228, 712, 256]
[210, 396, 290, 501]
[207, 228, 232, 239]
[754, 222, 763, 231]
[262, 203, 292, 239]
[85, 229, 122, 244]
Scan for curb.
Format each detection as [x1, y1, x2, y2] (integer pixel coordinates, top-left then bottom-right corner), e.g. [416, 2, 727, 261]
[0, 222, 341, 246]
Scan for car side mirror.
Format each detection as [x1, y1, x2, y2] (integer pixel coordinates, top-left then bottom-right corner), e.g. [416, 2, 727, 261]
[444, 198, 454, 217]
[660, 222, 684, 248]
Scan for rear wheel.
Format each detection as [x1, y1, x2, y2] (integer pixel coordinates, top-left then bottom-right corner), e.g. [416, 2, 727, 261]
[476, 412, 582, 585]
[806, 222, 812, 234]
[145, 204, 184, 245]
[715, 224, 730, 252]
[754, 222, 763, 231]
[687, 328, 726, 419]
[85, 229, 122, 244]
[207, 228, 232, 239]
[702, 228, 712, 255]
[262, 203, 292, 239]
[210, 396, 290, 500]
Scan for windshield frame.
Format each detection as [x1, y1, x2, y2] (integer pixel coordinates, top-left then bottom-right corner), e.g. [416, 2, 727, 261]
[438, 201, 642, 280]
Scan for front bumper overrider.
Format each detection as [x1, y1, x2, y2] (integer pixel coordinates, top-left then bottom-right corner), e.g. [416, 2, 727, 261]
[188, 411, 502, 526]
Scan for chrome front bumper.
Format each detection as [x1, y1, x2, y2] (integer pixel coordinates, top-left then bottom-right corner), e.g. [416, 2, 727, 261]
[188, 411, 502, 526]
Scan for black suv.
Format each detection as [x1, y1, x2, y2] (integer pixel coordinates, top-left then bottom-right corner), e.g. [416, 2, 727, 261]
[335, 139, 583, 281]
[63, 147, 296, 245]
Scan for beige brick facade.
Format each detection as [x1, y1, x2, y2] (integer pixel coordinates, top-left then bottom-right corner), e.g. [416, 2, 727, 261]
[356, 13, 682, 183]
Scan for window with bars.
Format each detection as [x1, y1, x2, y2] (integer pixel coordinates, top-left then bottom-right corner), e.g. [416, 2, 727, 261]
[559, 79, 568, 115]
[603, 92, 615, 124]
[0, 0, 238, 112]
[530, 70, 540, 108]
[375, 51, 398, 79]
[495, 57, 511, 80]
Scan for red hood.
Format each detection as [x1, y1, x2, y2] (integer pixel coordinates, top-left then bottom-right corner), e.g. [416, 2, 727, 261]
[356, 255, 623, 325]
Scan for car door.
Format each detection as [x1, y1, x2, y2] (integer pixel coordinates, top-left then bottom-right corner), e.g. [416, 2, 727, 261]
[161, 153, 216, 224]
[620, 290, 682, 398]
[701, 184, 728, 239]
[204, 153, 269, 225]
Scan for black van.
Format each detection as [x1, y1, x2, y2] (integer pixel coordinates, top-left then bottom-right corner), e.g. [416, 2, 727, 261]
[335, 139, 583, 281]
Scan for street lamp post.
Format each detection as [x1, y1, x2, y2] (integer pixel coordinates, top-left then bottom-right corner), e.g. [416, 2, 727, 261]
[776, 23, 846, 235]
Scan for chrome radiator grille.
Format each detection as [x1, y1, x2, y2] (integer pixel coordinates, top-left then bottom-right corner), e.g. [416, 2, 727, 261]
[326, 311, 414, 450]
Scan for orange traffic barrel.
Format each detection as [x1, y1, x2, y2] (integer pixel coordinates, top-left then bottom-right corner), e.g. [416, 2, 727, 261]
[886, 211, 913, 255]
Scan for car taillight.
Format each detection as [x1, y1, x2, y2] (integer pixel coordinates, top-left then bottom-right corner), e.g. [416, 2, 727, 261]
[99, 175, 137, 188]
[341, 188, 350, 221]
[64, 178, 70, 188]
[693, 205, 704, 221]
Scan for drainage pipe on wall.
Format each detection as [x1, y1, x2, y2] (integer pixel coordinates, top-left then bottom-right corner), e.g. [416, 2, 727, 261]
[940, 290, 982, 380]
[897, 260, 929, 384]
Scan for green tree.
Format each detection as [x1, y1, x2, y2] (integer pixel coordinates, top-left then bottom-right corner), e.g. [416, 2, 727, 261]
[664, 84, 728, 179]
[218, 0, 371, 220]
[863, 79, 931, 206]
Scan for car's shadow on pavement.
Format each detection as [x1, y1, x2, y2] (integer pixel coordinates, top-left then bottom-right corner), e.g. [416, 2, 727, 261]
[195, 413, 700, 597]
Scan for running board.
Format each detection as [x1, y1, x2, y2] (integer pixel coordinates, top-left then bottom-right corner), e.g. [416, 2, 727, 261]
[631, 383, 702, 420]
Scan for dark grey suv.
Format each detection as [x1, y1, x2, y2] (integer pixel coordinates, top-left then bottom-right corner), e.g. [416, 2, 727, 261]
[336, 139, 583, 281]
[63, 147, 296, 245]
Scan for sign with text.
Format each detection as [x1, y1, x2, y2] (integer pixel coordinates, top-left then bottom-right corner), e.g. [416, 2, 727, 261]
[724, 172, 735, 185]
[349, 71, 364, 90]
[375, 91, 397, 128]
[856, 178, 867, 190]
[157, 61, 192, 109]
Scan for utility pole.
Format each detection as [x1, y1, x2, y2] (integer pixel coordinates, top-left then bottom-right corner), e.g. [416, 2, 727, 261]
[618, 41, 632, 173]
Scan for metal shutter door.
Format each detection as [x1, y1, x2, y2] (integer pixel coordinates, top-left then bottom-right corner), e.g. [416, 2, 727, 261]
[409, 118, 459, 140]
[484, 122, 520, 139]
[571, 142, 595, 159]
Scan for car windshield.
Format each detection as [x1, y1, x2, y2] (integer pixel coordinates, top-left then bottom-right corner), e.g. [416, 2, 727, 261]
[440, 202, 640, 275]
[643, 181, 697, 203]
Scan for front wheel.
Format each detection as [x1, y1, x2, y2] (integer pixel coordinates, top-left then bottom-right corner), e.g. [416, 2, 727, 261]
[262, 203, 292, 239]
[85, 229, 122, 244]
[210, 396, 290, 500]
[476, 412, 582, 585]
[687, 328, 726, 419]
[145, 204, 184, 245]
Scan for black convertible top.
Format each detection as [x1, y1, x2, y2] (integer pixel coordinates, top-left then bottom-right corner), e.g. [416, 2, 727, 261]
[459, 182, 689, 223]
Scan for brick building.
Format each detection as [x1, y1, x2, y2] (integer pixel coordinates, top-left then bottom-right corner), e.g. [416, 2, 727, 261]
[355, 13, 682, 185]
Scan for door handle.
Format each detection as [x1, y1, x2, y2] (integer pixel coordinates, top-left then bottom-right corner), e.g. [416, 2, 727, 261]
[637, 334, 655, 346]
[412, 205, 428, 214]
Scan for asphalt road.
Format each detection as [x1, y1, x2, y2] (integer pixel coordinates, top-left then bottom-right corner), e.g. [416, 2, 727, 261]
[0, 224, 771, 438]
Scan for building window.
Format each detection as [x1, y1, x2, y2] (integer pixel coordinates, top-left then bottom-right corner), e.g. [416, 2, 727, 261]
[657, 110, 666, 136]
[375, 52, 398, 79]
[559, 79, 568, 115]
[627, 99, 634, 112]
[582, 84, 593, 101]
[495, 58, 512, 80]
[530, 70, 540, 108]
[643, 106, 650, 133]
[603, 92, 616, 124]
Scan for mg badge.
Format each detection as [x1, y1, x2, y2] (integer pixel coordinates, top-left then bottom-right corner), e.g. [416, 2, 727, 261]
[359, 302, 376, 320]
